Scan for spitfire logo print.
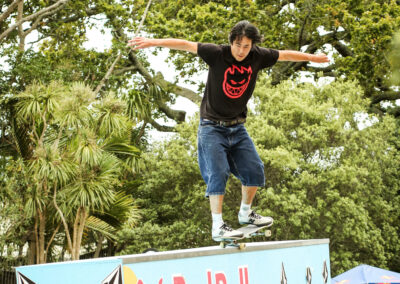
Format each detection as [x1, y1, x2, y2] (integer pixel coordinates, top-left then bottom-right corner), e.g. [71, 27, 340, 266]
[222, 65, 252, 99]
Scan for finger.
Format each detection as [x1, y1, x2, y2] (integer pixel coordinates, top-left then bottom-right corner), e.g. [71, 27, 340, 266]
[126, 42, 137, 48]
[127, 41, 141, 49]
[128, 37, 143, 44]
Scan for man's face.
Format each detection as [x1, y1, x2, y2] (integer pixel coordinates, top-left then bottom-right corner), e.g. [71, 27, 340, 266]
[230, 36, 252, 62]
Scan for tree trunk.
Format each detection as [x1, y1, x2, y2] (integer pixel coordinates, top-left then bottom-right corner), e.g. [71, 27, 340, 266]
[34, 215, 39, 264]
[71, 206, 81, 260]
[53, 185, 73, 260]
[37, 209, 46, 264]
[94, 233, 105, 258]
[71, 206, 87, 260]
[27, 235, 36, 265]
[17, 0, 25, 51]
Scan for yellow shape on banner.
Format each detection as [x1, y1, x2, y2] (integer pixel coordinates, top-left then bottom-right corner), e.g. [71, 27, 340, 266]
[123, 266, 138, 284]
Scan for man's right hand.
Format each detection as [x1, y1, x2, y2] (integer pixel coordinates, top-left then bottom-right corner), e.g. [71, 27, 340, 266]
[127, 37, 153, 50]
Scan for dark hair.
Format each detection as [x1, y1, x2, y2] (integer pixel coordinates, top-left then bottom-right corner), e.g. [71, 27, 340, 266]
[229, 20, 263, 45]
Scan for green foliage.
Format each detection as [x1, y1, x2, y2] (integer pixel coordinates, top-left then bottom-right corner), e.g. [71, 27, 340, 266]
[122, 79, 400, 276]
[1, 81, 141, 263]
[250, 79, 400, 274]
[145, 0, 400, 108]
[390, 31, 400, 85]
[118, 119, 216, 253]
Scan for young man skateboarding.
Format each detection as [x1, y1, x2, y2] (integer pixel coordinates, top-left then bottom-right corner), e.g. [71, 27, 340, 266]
[128, 21, 329, 241]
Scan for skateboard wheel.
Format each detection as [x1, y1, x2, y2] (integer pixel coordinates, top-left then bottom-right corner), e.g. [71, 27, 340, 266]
[220, 242, 226, 248]
[239, 243, 246, 250]
[265, 230, 271, 237]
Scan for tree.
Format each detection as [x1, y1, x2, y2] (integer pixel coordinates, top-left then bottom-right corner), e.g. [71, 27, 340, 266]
[249, 79, 400, 274]
[144, 0, 400, 116]
[2, 0, 400, 134]
[122, 79, 400, 276]
[2, 81, 140, 263]
[0, 0, 193, 133]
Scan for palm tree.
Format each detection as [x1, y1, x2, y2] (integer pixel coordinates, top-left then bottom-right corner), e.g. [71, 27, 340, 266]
[9, 81, 141, 262]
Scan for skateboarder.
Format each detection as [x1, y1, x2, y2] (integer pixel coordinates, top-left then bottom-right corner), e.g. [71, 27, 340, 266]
[128, 21, 329, 241]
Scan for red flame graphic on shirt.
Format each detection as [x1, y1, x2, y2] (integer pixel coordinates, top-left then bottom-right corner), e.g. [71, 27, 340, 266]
[222, 65, 252, 99]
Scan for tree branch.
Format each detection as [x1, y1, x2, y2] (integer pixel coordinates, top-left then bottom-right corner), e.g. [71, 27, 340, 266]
[307, 64, 337, 77]
[0, 0, 23, 23]
[94, 0, 152, 95]
[156, 99, 186, 122]
[332, 41, 354, 57]
[148, 118, 176, 132]
[45, 222, 60, 258]
[298, 12, 310, 50]
[53, 185, 73, 260]
[94, 53, 122, 95]
[113, 66, 138, 76]
[60, 7, 99, 24]
[371, 90, 400, 104]
[17, 0, 24, 51]
[0, 0, 70, 42]
[154, 72, 202, 104]
[23, 2, 67, 40]
[388, 106, 400, 117]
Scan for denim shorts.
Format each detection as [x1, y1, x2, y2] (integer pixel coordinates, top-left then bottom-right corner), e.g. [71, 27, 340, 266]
[197, 118, 265, 197]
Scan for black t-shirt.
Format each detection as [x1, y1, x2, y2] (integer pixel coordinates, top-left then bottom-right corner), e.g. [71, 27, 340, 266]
[197, 43, 279, 121]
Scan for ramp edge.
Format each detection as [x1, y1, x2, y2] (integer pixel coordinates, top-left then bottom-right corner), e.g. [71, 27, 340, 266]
[121, 239, 329, 264]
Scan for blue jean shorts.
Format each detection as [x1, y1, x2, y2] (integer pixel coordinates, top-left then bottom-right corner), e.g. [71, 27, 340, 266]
[197, 118, 265, 197]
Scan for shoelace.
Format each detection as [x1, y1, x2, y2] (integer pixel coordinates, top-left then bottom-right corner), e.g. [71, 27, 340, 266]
[249, 211, 262, 219]
[220, 223, 233, 231]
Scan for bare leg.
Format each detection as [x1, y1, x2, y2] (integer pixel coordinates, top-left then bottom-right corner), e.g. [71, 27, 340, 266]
[241, 185, 257, 205]
[209, 195, 224, 214]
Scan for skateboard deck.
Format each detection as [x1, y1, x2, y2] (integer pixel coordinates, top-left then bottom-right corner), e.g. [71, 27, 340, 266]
[219, 224, 272, 249]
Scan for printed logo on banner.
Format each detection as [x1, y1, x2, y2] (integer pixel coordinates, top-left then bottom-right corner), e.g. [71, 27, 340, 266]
[16, 272, 36, 284]
[123, 265, 250, 283]
[102, 265, 123, 284]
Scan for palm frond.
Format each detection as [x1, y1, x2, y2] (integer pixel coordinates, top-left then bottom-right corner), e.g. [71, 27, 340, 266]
[92, 190, 140, 229]
[85, 215, 117, 240]
[101, 137, 140, 157]
[124, 89, 152, 122]
[93, 93, 132, 138]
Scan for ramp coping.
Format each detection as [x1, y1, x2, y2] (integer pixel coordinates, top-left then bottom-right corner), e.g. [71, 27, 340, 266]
[121, 239, 329, 264]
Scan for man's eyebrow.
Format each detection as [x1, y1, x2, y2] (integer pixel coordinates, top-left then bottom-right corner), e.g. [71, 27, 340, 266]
[236, 42, 250, 47]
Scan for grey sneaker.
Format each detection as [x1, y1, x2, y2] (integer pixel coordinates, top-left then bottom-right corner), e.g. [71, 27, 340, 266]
[212, 223, 244, 241]
[238, 210, 274, 227]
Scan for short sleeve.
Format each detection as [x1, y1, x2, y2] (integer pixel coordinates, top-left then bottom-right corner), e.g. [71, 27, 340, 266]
[258, 47, 279, 69]
[197, 43, 223, 67]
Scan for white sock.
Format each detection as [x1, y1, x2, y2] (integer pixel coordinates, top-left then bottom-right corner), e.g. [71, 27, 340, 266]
[239, 202, 251, 217]
[212, 213, 223, 230]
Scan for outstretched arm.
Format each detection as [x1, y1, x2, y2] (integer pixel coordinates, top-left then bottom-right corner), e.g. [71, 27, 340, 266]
[128, 37, 198, 54]
[278, 50, 329, 63]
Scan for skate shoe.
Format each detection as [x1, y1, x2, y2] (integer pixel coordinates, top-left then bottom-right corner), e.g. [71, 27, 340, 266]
[238, 210, 274, 227]
[212, 223, 244, 241]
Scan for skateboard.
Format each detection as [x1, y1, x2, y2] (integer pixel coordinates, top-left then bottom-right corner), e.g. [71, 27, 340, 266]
[219, 224, 272, 249]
